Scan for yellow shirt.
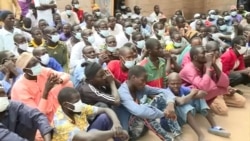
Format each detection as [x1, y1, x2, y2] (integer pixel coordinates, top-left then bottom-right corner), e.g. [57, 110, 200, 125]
[52, 105, 98, 141]
[0, 0, 21, 20]
[29, 39, 45, 48]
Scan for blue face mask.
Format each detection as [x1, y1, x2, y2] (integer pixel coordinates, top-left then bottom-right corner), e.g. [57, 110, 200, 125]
[231, 11, 237, 17]
[125, 27, 134, 35]
[209, 14, 216, 20]
[87, 35, 95, 44]
[219, 25, 227, 31]
[136, 40, 145, 49]
[74, 32, 82, 40]
[28, 63, 42, 76]
[99, 30, 109, 37]
[174, 42, 182, 48]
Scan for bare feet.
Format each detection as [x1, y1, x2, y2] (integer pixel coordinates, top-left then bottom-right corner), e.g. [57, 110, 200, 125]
[116, 130, 129, 141]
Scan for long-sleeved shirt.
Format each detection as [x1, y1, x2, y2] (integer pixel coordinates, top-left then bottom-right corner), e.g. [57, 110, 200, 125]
[0, 101, 53, 141]
[60, 11, 80, 26]
[11, 67, 73, 123]
[115, 82, 175, 130]
[179, 62, 229, 101]
[0, 0, 22, 20]
[47, 57, 63, 72]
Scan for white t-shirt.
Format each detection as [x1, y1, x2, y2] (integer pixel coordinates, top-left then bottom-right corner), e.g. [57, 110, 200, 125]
[34, 0, 55, 26]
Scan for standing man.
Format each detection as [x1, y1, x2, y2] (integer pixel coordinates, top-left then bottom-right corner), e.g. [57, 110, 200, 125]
[60, 5, 80, 26]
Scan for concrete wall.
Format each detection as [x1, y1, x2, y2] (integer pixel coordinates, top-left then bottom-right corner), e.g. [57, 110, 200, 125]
[57, 0, 237, 19]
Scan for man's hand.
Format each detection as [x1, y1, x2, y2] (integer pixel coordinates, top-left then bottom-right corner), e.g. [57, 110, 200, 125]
[4, 60, 18, 76]
[98, 53, 109, 65]
[164, 103, 177, 120]
[104, 70, 114, 84]
[111, 123, 123, 138]
[43, 73, 59, 99]
[227, 86, 236, 96]
[205, 52, 214, 68]
[190, 88, 199, 97]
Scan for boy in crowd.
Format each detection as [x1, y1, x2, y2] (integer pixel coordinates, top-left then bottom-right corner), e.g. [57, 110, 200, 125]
[29, 27, 45, 48]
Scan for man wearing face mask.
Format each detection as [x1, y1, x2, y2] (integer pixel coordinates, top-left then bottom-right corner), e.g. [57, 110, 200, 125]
[141, 17, 151, 38]
[92, 4, 103, 21]
[66, 25, 82, 54]
[14, 34, 34, 55]
[33, 47, 63, 72]
[132, 32, 146, 57]
[72, 45, 108, 87]
[43, 26, 68, 71]
[105, 35, 120, 61]
[0, 84, 53, 141]
[206, 10, 218, 26]
[230, 6, 243, 23]
[108, 46, 137, 84]
[70, 29, 96, 73]
[71, 0, 84, 22]
[168, 31, 189, 56]
[53, 87, 128, 141]
[151, 22, 166, 48]
[221, 36, 250, 86]
[117, 21, 134, 48]
[94, 20, 110, 50]
[11, 52, 73, 123]
[61, 5, 80, 26]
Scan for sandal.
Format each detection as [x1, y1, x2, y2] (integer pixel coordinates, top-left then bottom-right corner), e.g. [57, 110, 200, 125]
[208, 126, 231, 138]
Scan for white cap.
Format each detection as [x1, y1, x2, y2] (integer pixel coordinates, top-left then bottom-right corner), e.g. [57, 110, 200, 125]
[194, 13, 200, 18]
[208, 10, 216, 15]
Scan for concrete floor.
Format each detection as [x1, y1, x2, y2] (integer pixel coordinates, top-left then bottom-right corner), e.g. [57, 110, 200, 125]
[137, 84, 250, 141]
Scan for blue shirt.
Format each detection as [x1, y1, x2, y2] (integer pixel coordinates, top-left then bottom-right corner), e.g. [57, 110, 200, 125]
[0, 101, 53, 141]
[167, 86, 191, 97]
[0, 68, 22, 94]
[47, 57, 63, 72]
[115, 82, 176, 130]
[71, 59, 106, 87]
[141, 24, 151, 37]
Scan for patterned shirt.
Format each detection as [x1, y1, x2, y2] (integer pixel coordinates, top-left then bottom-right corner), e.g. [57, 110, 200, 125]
[52, 105, 98, 141]
[138, 57, 167, 88]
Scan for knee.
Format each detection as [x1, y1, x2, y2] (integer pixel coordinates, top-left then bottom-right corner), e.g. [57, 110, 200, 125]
[96, 113, 111, 123]
[234, 95, 246, 108]
[209, 102, 228, 116]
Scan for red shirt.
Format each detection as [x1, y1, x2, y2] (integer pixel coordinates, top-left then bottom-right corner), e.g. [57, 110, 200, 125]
[73, 9, 84, 22]
[108, 60, 128, 83]
[220, 48, 245, 75]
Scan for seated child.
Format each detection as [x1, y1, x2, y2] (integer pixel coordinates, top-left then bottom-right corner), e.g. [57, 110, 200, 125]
[161, 72, 230, 141]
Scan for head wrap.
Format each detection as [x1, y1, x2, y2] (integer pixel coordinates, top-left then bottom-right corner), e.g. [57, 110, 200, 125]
[92, 3, 100, 11]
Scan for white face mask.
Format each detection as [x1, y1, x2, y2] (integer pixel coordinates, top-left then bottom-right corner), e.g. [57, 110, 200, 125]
[121, 5, 126, 9]
[124, 59, 136, 69]
[173, 41, 182, 48]
[107, 46, 117, 52]
[127, 12, 132, 17]
[28, 63, 42, 76]
[237, 45, 247, 55]
[0, 97, 9, 112]
[74, 32, 82, 40]
[18, 42, 29, 51]
[136, 40, 145, 49]
[87, 57, 97, 62]
[66, 10, 72, 16]
[157, 29, 165, 36]
[95, 11, 101, 16]
[40, 54, 50, 65]
[100, 30, 109, 37]
[231, 11, 237, 17]
[68, 100, 85, 113]
[74, 4, 80, 9]
[50, 34, 60, 43]
[87, 35, 95, 44]
[125, 27, 134, 35]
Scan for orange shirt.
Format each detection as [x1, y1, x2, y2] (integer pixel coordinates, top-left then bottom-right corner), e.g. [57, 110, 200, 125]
[11, 67, 73, 123]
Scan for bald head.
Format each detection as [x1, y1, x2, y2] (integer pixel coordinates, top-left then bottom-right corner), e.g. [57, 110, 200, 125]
[191, 37, 202, 47]
[32, 47, 47, 57]
[119, 46, 134, 56]
[168, 72, 181, 82]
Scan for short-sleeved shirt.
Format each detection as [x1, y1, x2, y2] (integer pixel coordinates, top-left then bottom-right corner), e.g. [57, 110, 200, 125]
[108, 60, 128, 83]
[76, 83, 116, 106]
[52, 105, 98, 141]
[138, 57, 167, 88]
[167, 86, 191, 97]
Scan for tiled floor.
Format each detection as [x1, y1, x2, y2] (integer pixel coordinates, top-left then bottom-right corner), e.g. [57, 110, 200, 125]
[137, 85, 250, 141]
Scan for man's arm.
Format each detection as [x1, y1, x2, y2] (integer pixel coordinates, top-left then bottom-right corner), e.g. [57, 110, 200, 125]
[12, 0, 22, 20]
[119, 86, 164, 119]
[0, 123, 29, 141]
[16, 102, 53, 141]
[73, 130, 115, 141]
